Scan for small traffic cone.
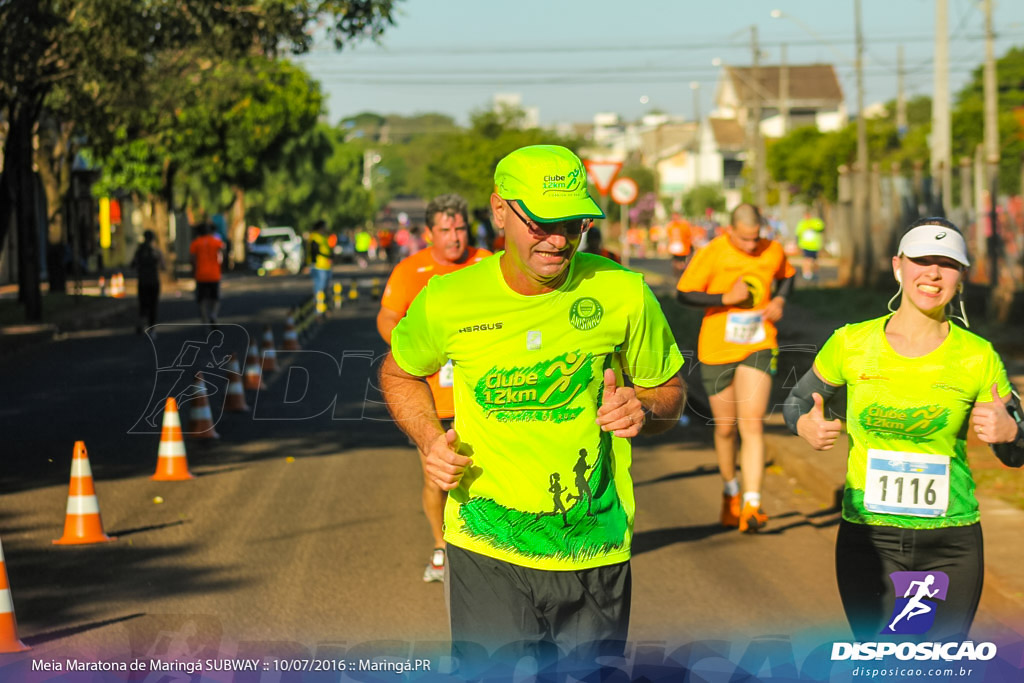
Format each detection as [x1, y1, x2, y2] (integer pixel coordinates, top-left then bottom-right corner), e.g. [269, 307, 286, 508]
[152, 397, 193, 481]
[333, 282, 343, 310]
[223, 354, 250, 413]
[243, 342, 265, 391]
[113, 272, 126, 298]
[281, 314, 301, 351]
[186, 373, 220, 440]
[53, 441, 115, 545]
[260, 325, 279, 372]
[0, 536, 28, 652]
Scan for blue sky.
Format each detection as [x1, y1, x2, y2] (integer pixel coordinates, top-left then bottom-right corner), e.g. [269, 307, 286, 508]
[297, 0, 1024, 126]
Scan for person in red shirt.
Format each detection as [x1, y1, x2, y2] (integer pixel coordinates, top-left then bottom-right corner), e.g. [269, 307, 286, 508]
[376, 193, 492, 583]
[676, 203, 795, 533]
[189, 222, 226, 326]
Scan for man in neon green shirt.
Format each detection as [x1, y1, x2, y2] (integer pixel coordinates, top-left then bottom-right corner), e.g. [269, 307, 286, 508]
[796, 211, 825, 280]
[379, 145, 686, 669]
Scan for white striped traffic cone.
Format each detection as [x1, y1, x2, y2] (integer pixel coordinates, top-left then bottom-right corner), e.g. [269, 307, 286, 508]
[243, 342, 265, 391]
[0, 536, 28, 652]
[223, 354, 250, 413]
[260, 325, 279, 372]
[186, 373, 220, 440]
[281, 315, 301, 351]
[152, 397, 193, 480]
[53, 441, 114, 545]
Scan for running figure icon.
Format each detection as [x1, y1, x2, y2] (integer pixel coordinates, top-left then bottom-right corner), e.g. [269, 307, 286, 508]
[888, 574, 940, 631]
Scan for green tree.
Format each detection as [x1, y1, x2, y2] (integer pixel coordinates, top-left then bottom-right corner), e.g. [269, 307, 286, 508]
[244, 123, 372, 230]
[682, 184, 726, 217]
[1, 0, 401, 321]
[171, 56, 324, 262]
[952, 46, 1024, 196]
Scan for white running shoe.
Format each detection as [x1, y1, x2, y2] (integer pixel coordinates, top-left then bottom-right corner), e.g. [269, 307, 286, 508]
[422, 548, 445, 583]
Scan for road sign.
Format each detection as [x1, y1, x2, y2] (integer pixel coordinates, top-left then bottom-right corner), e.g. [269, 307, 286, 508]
[583, 159, 623, 196]
[610, 177, 639, 205]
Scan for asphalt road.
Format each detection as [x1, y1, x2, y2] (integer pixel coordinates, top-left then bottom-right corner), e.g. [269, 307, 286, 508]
[0, 262, 1020, 675]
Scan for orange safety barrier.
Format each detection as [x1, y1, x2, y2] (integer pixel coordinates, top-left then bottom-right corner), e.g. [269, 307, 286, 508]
[152, 397, 194, 481]
[53, 441, 115, 545]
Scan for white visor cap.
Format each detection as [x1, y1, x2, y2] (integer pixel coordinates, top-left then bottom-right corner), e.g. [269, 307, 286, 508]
[898, 223, 970, 267]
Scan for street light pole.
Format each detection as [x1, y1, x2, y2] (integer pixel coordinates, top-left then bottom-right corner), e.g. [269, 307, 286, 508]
[853, 0, 869, 285]
[751, 25, 767, 209]
[982, 0, 999, 286]
[932, 0, 952, 216]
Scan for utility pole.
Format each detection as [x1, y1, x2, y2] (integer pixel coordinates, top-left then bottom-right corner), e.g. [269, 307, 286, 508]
[853, 0, 869, 285]
[751, 25, 767, 209]
[691, 81, 702, 186]
[779, 44, 791, 223]
[780, 44, 790, 134]
[983, 0, 999, 286]
[932, 0, 952, 216]
[897, 45, 907, 137]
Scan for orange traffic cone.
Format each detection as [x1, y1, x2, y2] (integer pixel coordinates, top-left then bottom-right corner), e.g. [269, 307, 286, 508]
[186, 373, 220, 440]
[152, 397, 193, 481]
[260, 325, 279, 372]
[0, 536, 28, 652]
[53, 441, 114, 545]
[113, 272, 126, 298]
[243, 342, 265, 391]
[281, 314, 301, 351]
[224, 354, 250, 413]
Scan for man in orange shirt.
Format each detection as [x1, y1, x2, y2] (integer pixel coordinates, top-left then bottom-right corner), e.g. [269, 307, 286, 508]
[189, 222, 226, 326]
[376, 193, 492, 582]
[676, 204, 795, 533]
[666, 213, 693, 275]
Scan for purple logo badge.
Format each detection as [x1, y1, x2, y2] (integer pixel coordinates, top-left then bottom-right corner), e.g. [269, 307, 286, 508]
[883, 571, 949, 635]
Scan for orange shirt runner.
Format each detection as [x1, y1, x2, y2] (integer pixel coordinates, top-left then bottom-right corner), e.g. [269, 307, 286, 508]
[380, 246, 492, 417]
[677, 234, 795, 365]
[190, 234, 224, 283]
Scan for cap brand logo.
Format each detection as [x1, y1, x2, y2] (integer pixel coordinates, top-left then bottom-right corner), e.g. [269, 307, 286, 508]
[935, 232, 947, 239]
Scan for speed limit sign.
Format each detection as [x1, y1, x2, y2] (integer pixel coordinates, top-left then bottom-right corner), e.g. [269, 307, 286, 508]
[610, 177, 638, 205]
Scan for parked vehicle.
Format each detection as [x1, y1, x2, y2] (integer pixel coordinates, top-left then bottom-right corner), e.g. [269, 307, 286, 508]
[246, 226, 304, 275]
[334, 232, 356, 263]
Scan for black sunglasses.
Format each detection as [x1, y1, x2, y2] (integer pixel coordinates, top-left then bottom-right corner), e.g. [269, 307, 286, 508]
[505, 200, 593, 238]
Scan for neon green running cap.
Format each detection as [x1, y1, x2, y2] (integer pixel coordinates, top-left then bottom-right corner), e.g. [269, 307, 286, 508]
[494, 145, 605, 223]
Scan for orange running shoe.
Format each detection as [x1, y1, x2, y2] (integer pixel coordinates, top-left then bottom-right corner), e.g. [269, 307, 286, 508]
[738, 502, 769, 533]
[720, 493, 741, 527]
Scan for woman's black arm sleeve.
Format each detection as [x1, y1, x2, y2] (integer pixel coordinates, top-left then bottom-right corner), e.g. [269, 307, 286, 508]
[676, 290, 724, 308]
[775, 275, 795, 299]
[992, 392, 1024, 467]
[783, 368, 841, 435]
